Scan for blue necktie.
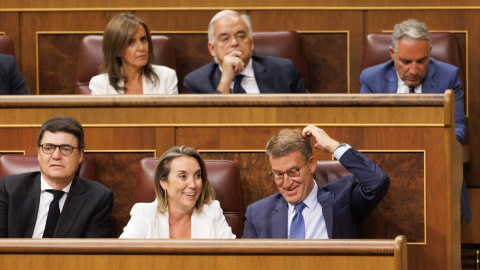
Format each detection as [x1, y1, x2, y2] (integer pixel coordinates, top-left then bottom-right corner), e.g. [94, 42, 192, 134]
[43, 189, 64, 238]
[289, 202, 306, 239]
[233, 75, 246, 93]
[409, 86, 415, 93]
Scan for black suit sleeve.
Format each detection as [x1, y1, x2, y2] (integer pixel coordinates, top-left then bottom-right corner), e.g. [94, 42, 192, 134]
[1, 55, 30, 95]
[0, 177, 8, 237]
[289, 61, 308, 93]
[84, 189, 113, 238]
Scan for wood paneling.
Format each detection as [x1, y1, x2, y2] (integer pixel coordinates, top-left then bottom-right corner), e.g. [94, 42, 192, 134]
[0, 0, 477, 9]
[0, 94, 460, 269]
[0, 237, 407, 270]
[86, 152, 154, 237]
[36, 32, 349, 94]
[462, 188, 480, 243]
[0, 12, 20, 65]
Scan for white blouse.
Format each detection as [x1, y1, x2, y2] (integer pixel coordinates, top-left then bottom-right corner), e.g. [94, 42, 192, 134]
[119, 199, 236, 239]
[89, 65, 178, 94]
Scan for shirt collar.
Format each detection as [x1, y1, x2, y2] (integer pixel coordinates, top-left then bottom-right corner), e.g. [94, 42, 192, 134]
[396, 72, 422, 93]
[288, 179, 318, 213]
[240, 57, 254, 77]
[40, 174, 72, 194]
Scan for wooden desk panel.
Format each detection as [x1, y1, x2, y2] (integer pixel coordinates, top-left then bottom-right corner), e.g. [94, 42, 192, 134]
[0, 237, 407, 270]
[0, 93, 459, 270]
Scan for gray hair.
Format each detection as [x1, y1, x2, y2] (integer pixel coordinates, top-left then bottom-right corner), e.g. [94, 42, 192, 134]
[207, 10, 253, 45]
[391, 19, 431, 53]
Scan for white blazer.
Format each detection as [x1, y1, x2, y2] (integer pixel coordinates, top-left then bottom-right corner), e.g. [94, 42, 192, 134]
[89, 64, 178, 94]
[119, 199, 235, 239]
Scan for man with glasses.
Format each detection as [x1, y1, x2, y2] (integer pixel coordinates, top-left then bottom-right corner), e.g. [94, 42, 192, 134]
[243, 125, 390, 239]
[0, 116, 113, 238]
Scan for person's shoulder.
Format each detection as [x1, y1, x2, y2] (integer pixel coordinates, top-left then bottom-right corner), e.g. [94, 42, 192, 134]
[185, 62, 217, 78]
[247, 192, 284, 211]
[202, 199, 222, 212]
[90, 72, 108, 81]
[131, 200, 159, 212]
[151, 64, 176, 74]
[252, 55, 293, 66]
[1, 171, 39, 184]
[89, 73, 109, 86]
[0, 53, 14, 62]
[75, 176, 112, 194]
[361, 60, 394, 74]
[0, 54, 15, 70]
[429, 58, 459, 73]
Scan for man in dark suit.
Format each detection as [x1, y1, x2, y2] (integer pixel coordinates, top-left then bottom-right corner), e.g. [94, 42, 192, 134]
[184, 10, 308, 94]
[0, 116, 113, 238]
[360, 18, 471, 222]
[0, 53, 30, 95]
[243, 125, 390, 239]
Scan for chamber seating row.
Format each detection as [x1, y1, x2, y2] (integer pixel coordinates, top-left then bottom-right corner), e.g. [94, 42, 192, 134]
[0, 154, 376, 239]
[0, 32, 463, 95]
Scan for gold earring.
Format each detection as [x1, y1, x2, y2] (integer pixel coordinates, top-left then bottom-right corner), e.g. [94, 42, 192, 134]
[164, 189, 168, 207]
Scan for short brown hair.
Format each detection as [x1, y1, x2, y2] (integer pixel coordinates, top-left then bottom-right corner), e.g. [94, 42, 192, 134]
[100, 13, 159, 92]
[153, 146, 215, 213]
[265, 129, 313, 162]
[37, 116, 85, 150]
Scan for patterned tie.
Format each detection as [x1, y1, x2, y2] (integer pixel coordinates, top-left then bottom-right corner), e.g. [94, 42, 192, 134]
[289, 202, 307, 239]
[43, 189, 65, 238]
[233, 75, 246, 93]
[409, 86, 415, 93]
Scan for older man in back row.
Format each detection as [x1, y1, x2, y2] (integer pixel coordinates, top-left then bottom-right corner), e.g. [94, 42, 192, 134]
[184, 10, 308, 94]
[360, 18, 470, 222]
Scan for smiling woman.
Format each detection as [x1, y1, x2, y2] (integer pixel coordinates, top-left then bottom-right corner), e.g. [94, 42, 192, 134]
[89, 13, 178, 95]
[119, 146, 235, 239]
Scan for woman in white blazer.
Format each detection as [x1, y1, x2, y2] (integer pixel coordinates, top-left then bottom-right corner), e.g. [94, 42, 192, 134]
[120, 146, 235, 239]
[89, 13, 178, 95]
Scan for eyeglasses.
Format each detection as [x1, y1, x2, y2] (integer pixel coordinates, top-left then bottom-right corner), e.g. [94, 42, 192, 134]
[39, 143, 78, 156]
[270, 162, 308, 180]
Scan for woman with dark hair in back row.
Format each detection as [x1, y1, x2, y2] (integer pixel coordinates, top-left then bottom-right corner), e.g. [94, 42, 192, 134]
[89, 13, 178, 95]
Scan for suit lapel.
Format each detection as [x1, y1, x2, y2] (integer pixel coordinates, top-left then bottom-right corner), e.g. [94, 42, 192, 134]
[272, 199, 288, 238]
[317, 188, 334, 239]
[421, 60, 437, 93]
[54, 177, 86, 237]
[252, 59, 269, 93]
[212, 67, 222, 91]
[21, 175, 41, 238]
[383, 64, 399, 93]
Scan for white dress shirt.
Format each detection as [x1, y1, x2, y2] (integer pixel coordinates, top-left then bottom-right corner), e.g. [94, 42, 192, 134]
[32, 175, 72, 238]
[396, 73, 422, 93]
[286, 143, 352, 239]
[89, 64, 178, 94]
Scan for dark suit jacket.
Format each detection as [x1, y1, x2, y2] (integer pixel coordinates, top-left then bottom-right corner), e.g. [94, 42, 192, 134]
[184, 55, 308, 93]
[359, 58, 466, 144]
[0, 172, 113, 238]
[0, 54, 30, 95]
[243, 148, 390, 239]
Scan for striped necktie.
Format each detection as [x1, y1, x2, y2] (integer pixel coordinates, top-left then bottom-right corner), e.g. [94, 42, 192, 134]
[289, 202, 307, 239]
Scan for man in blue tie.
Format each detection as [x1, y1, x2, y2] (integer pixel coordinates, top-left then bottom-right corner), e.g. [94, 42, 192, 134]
[184, 10, 308, 94]
[243, 125, 390, 239]
[359, 19, 471, 222]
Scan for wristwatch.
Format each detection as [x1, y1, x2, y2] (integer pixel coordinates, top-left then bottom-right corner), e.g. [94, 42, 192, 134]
[335, 142, 347, 151]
